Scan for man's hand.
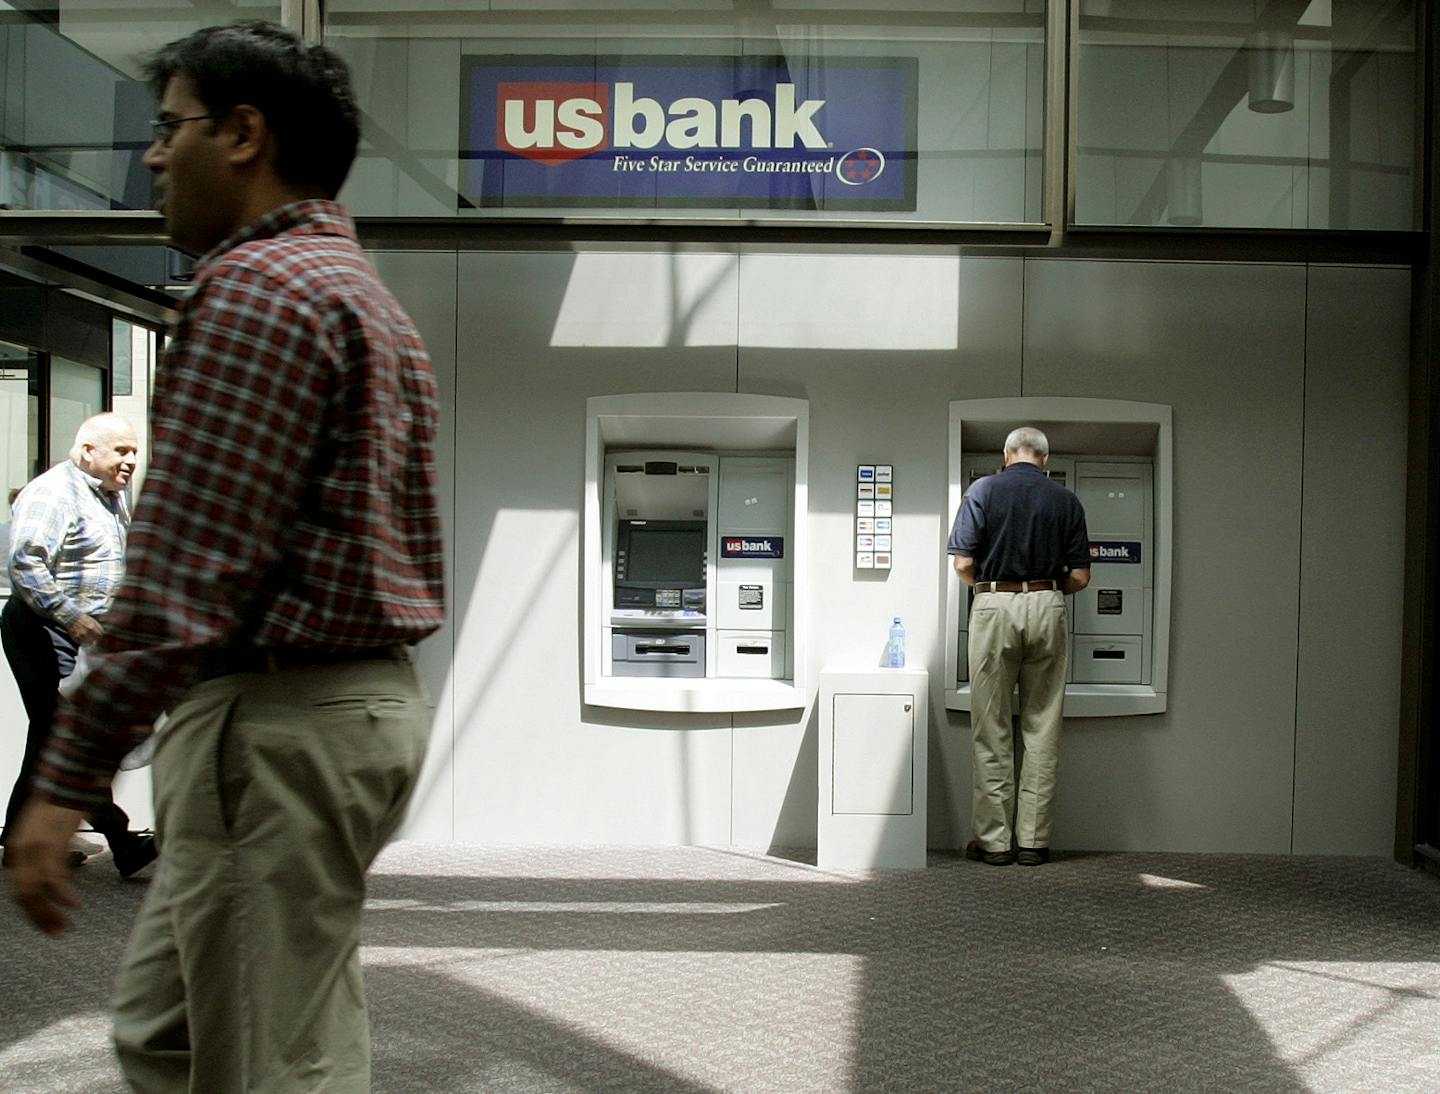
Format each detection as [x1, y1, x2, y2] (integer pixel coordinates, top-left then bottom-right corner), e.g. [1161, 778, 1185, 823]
[7, 801, 86, 936]
[67, 615, 103, 647]
[952, 554, 977, 586]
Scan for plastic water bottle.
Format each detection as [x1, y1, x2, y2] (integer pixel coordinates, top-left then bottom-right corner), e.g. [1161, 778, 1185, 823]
[887, 616, 906, 668]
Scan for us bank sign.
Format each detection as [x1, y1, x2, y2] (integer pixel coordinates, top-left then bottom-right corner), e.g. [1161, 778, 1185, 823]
[460, 55, 918, 211]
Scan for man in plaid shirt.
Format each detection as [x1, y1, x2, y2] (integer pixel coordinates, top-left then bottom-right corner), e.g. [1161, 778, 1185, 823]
[8, 21, 445, 1091]
[2, 413, 156, 877]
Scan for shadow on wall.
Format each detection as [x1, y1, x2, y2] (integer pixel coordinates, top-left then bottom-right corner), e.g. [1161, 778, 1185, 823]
[766, 698, 820, 855]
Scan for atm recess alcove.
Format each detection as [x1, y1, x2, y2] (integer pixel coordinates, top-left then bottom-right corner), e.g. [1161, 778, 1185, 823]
[945, 397, 1173, 718]
[584, 393, 810, 714]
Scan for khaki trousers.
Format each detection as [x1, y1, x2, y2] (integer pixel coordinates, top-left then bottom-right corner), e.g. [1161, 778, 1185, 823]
[968, 590, 1069, 852]
[111, 657, 430, 1093]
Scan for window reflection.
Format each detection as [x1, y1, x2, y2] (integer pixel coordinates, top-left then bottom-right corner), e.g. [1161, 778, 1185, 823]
[1076, 0, 1418, 229]
[0, 1, 281, 212]
[0, 341, 40, 594]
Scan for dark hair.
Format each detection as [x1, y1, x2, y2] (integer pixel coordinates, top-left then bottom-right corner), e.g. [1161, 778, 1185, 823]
[144, 20, 360, 198]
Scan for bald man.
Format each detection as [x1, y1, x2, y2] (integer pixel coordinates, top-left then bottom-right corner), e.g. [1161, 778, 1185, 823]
[1, 414, 156, 877]
[949, 426, 1091, 866]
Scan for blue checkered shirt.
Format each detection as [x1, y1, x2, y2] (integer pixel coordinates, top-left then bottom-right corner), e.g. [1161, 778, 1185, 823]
[7, 458, 130, 629]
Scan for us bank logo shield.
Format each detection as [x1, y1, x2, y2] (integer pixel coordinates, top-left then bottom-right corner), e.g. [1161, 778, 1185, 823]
[461, 55, 918, 211]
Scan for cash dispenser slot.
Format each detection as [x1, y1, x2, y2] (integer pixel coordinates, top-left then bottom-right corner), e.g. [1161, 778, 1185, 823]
[612, 630, 706, 677]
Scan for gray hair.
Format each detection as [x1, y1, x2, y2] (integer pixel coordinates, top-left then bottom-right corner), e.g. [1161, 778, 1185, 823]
[1004, 426, 1049, 459]
[70, 413, 136, 462]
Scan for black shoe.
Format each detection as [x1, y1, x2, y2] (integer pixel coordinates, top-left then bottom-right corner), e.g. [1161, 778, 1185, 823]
[112, 834, 157, 879]
[965, 840, 1014, 866]
[1017, 846, 1050, 866]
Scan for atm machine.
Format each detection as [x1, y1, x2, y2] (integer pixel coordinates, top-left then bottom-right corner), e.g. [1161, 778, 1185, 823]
[603, 450, 793, 682]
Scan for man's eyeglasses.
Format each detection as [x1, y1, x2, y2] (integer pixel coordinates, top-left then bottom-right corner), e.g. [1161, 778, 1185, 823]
[149, 113, 221, 145]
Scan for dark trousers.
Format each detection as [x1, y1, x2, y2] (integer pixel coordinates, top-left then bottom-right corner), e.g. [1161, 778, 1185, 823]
[1, 596, 132, 846]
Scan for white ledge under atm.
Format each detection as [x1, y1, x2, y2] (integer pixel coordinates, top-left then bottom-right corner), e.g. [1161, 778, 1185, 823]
[945, 397, 1173, 718]
[584, 392, 810, 714]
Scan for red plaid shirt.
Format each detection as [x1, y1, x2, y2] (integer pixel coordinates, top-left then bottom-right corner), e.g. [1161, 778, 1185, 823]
[38, 201, 445, 811]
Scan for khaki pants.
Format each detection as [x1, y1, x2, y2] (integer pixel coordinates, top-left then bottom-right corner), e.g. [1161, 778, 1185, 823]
[112, 657, 430, 1093]
[968, 590, 1069, 852]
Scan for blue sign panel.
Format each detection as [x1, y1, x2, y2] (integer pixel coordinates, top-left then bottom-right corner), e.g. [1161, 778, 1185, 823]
[460, 55, 918, 211]
[721, 536, 785, 559]
[1089, 541, 1142, 564]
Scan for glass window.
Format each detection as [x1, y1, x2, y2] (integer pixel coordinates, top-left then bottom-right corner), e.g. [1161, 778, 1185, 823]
[326, 2, 1048, 225]
[48, 357, 104, 468]
[110, 319, 157, 496]
[0, 340, 41, 595]
[1075, 0, 1419, 230]
[0, 2, 282, 212]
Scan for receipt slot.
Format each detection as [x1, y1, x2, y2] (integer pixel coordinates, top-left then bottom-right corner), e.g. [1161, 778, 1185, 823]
[945, 398, 1172, 718]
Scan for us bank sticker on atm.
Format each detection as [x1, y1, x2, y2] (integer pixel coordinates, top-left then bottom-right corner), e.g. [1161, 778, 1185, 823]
[1089, 541, 1142, 564]
[722, 536, 785, 558]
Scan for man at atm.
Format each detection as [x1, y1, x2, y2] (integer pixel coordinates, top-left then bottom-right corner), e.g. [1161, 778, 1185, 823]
[947, 426, 1090, 867]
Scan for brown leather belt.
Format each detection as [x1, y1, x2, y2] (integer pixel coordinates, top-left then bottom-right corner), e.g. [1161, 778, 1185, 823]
[199, 644, 408, 681]
[973, 580, 1059, 593]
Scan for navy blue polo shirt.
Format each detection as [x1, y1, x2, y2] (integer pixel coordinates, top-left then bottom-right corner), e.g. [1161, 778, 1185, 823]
[947, 462, 1090, 582]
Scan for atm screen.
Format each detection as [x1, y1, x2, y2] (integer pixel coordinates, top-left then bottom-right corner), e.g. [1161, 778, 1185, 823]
[624, 524, 705, 585]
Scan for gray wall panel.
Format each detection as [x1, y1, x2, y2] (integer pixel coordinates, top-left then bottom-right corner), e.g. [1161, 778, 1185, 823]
[1022, 259, 1308, 851]
[452, 250, 740, 843]
[1293, 266, 1409, 854]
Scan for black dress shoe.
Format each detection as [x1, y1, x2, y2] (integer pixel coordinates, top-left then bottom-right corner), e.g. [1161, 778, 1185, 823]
[1017, 846, 1050, 866]
[112, 834, 158, 879]
[965, 840, 1015, 866]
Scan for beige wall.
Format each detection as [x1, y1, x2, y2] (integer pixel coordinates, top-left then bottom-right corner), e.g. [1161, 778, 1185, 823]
[0, 254, 1408, 856]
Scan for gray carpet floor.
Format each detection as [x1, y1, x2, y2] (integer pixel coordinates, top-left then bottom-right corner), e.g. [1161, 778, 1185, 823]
[3, 843, 1438, 1092]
